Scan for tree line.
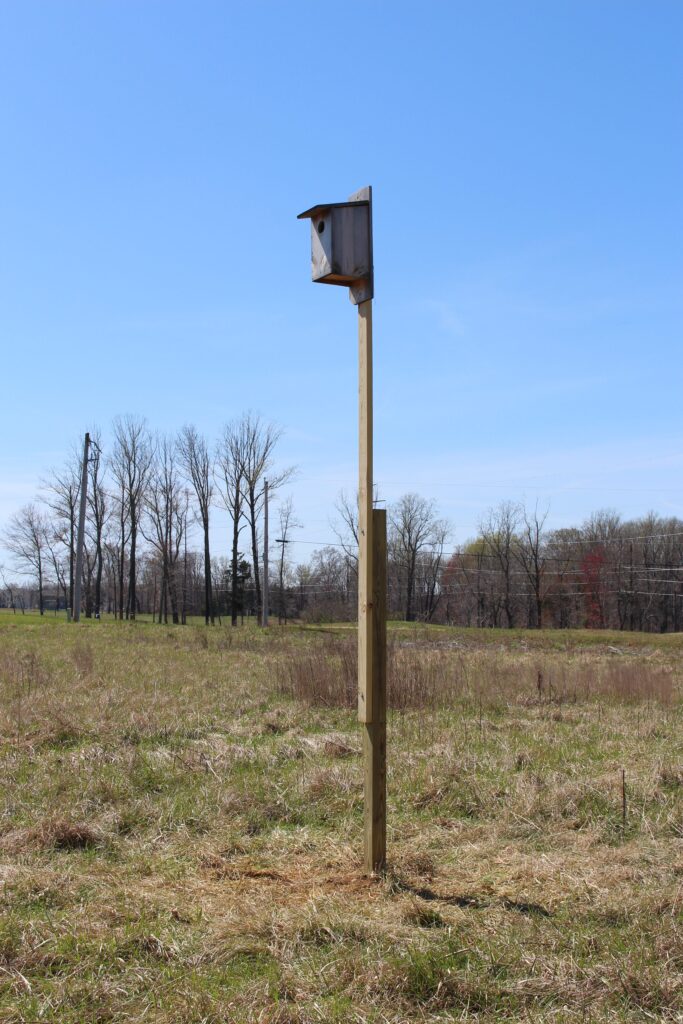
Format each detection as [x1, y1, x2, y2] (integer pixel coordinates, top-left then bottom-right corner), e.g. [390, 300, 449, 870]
[441, 503, 683, 633]
[301, 499, 683, 632]
[1, 413, 291, 624]
[4, 429, 683, 633]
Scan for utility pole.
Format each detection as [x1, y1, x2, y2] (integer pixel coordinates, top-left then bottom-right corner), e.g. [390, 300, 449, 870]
[299, 187, 386, 874]
[275, 536, 291, 624]
[262, 479, 269, 627]
[73, 432, 90, 623]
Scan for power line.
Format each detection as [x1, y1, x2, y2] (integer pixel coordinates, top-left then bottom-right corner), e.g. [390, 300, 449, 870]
[277, 527, 683, 558]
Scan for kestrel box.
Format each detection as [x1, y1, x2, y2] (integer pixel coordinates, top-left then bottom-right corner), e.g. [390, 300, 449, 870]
[297, 186, 373, 304]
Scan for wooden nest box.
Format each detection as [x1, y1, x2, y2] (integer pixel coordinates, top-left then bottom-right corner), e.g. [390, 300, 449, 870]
[297, 186, 373, 304]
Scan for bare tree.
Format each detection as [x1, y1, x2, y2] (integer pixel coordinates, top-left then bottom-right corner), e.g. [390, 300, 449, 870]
[108, 467, 130, 620]
[111, 416, 154, 620]
[517, 502, 549, 628]
[419, 517, 450, 622]
[142, 435, 186, 624]
[4, 505, 49, 614]
[216, 421, 246, 627]
[580, 510, 621, 629]
[544, 527, 583, 629]
[390, 493, 439, 622]
[479, 500, 522, 628]
[82, 542, 97, 618]
[178, 425, 214, 625]
[275, 496, 300, 624]
[86, 430, 108, 618]
[0, 565, 18, 613]
[333, 490, 360, 570]
[42, 452, 81, 615]
[442, 540, 492, 627]
[235, 414, 293, 624]
[301, 546, 355, 622]
[44, 525, 68, 612]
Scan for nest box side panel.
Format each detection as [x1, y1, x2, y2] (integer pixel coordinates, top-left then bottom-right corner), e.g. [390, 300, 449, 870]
[311, 212, 333, 282]
[348, 185, 373, 304]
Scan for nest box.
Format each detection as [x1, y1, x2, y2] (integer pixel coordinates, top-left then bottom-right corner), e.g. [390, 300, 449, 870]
[298, 186, 373, 304]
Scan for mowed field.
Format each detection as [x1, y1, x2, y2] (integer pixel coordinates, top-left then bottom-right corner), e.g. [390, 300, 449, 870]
[0, 614, 681, 1023]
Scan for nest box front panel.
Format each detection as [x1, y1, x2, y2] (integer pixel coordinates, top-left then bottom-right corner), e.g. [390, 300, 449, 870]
[331, 206, 370, 283]
[310, 205, 370, 287]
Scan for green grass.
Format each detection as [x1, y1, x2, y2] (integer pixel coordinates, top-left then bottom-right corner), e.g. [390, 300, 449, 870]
[0, 617, 681, 1021]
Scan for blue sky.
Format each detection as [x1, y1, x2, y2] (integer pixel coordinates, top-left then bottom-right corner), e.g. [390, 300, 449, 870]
[1, 1, 682, 563]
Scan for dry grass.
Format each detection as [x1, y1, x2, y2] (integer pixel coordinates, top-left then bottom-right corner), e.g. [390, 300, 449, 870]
[0, 616, 681, 1022]
[278, 633, 676, 708]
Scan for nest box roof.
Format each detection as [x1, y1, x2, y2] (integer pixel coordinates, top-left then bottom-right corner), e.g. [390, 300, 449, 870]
[297, 199, 369, 220]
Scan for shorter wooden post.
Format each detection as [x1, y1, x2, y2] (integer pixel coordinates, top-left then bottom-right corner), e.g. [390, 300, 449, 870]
[263, 479, 269, 627]
[363, 508, 387, 874]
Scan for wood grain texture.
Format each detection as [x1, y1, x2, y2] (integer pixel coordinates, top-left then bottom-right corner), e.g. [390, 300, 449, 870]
[349, 185, 373, 304]
[357, 298, 374, 724]
[363, 507, 387, 874]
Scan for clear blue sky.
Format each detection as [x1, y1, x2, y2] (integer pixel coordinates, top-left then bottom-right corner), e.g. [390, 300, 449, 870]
[1, 1, 682, 562]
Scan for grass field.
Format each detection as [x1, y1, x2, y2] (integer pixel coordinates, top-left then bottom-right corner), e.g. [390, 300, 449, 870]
[0, 615, 681, 1022]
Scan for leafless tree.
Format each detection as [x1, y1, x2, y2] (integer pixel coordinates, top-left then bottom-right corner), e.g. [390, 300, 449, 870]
[302, 545, 356, 622]
[111, 416, 154, 620]
[216, 421, 246, 627]
[544, 527, 583, 629]
[142, 435, 186, 624]
[517, 502, 550, 628]
[390, 493, 439, 622]
[418, 517, 450, 622]
[333, 490, 359, 570]
[102, 534, 122, 617]
[580, 510, 622, 629]
[82, 542, 97, 618]
[108, 468, 130, 620]
[44, 525, 69, 612]
[3, 504, 50, 614]
[86, 430, 108, 618]
[178, 425, 214, 625]
[0, 565, 18, 613]
[42, 451, 81, 614]
[480, 500, 522, 628]
[442, 540, 491, 627]
[275, 496, 300, 624]
[235, 413, 293, 624]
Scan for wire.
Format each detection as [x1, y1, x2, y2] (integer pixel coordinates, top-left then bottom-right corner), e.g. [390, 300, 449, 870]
[276, 528, 683, 561]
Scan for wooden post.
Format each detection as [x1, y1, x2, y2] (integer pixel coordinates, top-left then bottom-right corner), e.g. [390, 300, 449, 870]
[364, 507, 386, 873]
[73, 432, 90, 623]
[297, 186, 384, 872]
[358, 299, 374, 724]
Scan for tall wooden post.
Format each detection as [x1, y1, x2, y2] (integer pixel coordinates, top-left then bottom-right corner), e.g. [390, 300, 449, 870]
[357, 299, 374, 725]
[298, 186, 386, 873]
[73, 431, 90, 623]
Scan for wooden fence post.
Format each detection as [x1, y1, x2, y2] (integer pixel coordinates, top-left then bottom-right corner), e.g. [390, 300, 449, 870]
[364, 507, 387, 873]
